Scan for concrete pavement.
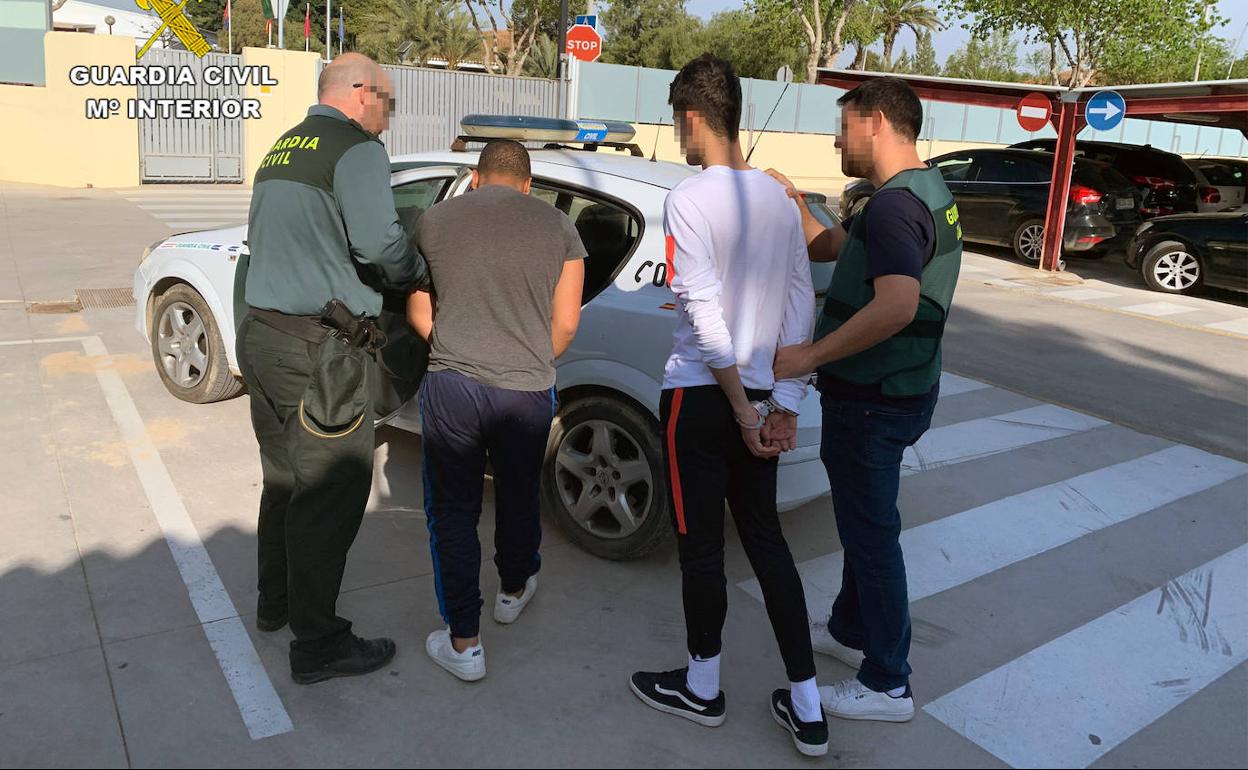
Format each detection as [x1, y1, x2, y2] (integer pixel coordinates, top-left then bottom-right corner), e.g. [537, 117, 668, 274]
[1, 182, 1245, 768]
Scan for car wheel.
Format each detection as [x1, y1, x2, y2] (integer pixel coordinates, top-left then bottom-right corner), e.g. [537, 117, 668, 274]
[1012, 219, 1045, 264]
[150, 284, 243, 403]
[1141, 241, 1202, 295]
[543, 395, 671, 561]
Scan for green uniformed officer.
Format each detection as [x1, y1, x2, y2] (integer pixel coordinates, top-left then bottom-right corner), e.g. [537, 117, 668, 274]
[234, 53, 428, 685]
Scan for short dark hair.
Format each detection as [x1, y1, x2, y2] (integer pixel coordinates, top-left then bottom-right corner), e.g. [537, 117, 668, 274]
[478, 139, 531, 180]
[669, 54, 741, 141]
[837, 77, 924, 142]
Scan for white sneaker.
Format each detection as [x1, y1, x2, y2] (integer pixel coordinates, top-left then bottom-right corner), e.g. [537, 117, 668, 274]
[810, 621, 866, 669]
[493, 575, 537, 625]
[819, 678, 914, 723]
[425, 629, 485, 682]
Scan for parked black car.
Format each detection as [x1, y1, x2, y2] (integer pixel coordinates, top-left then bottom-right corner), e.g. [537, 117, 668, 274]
[1009, 139, 1200, 218]
[1124, 204, 1248, 295]
[838, 149, 1142, 263]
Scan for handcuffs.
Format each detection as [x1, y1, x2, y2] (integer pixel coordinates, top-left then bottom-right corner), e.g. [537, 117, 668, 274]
[735, 398, 797, 430]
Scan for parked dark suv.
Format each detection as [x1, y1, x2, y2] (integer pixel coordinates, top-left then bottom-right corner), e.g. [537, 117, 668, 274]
[1009, 139, 1200, 218]
[839, 149, 1142, 263]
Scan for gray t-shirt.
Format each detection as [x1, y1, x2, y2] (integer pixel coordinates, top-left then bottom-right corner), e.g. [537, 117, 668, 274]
[416, 184, 587, 391]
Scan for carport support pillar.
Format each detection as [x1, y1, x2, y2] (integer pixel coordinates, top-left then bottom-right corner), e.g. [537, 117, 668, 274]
[1040, 95, 1084, 272]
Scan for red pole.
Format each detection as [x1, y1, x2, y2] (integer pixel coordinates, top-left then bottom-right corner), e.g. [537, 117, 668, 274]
[1040, 96, 1084, 272]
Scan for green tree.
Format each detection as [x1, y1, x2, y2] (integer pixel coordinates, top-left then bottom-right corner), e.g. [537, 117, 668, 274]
[523, 33, 559, 78]
[437, 7, 480, 70]
[877, 0, 939, 71]
[752, 0, 860, 83]
[939, 0, 1224, 87]
[462, 0, 558, 75]
[943, 30, 1023, 81]
[842, 0, 883, 70]
[700, 9, 805, 79]
[893, 28, 938, 75]
[601, 0, 697, 67]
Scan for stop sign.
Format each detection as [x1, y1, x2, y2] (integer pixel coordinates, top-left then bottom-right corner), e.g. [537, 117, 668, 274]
[1017, 92, 1053, 132]
[566, 24, 602, 62]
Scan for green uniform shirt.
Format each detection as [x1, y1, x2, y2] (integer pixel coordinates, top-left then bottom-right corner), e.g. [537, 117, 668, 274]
[242, 105, 428, 318]
[816, 166, 962, 397]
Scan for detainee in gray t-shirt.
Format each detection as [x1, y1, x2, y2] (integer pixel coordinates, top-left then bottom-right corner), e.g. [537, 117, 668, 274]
[407, 141, 586, 669]
[411, 168, 587, 391]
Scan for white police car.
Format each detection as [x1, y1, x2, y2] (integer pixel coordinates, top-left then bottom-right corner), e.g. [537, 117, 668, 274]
[133, 116, 836, 560]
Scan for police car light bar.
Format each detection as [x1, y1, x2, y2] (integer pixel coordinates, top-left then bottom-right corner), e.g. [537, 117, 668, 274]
[460, 115, 636, 145]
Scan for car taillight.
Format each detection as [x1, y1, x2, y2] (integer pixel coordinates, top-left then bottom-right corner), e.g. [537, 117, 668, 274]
[1200, 186, 1221, 203]
[1070, 184, 1103, 205]
[1131, 175, 1176, 190]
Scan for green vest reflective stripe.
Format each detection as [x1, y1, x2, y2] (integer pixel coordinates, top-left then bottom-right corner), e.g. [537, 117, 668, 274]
[815, 166, 962, 397]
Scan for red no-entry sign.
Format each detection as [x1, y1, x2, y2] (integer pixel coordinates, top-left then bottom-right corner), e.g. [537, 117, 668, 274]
[566, 24, 602, 62]
[1017, 92, 1053, 132]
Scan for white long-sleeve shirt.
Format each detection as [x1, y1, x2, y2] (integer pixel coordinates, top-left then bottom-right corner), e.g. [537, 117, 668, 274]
[660, 166, 815, 413]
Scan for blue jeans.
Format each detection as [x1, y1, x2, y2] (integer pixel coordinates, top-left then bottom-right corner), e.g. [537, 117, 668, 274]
[819, 385, 938, 692]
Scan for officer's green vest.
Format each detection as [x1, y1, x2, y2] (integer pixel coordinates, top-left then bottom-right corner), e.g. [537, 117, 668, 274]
[815, 166, 962, 397]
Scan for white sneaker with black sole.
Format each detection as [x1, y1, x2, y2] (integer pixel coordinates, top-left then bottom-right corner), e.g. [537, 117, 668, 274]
[493, 575, 537, 625]
[820, 678, 915, 722]
[425, 628, 486, 682]
[629, 668, 726, 727]
[810, 621, 866, 669]
[771, 689, 829, 757]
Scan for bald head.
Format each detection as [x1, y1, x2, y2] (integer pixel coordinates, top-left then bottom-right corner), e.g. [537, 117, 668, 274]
[318, 53, 393, 134]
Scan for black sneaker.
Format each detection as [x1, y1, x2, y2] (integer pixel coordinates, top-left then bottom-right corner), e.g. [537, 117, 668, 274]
[256, 610, 288, 633]
[290, 635, 397, 685]
[629, 668, 725, 727]
[771, 689, 829, 757]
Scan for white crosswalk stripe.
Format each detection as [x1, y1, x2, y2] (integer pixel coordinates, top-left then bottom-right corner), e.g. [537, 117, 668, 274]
[926, 543, 1248, 769]
[118, 187, 251, 230]
[735, 374, 1247, 767]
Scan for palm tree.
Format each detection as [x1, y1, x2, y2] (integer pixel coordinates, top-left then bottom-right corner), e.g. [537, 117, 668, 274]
[878, 0, 940, 71]
[436, 7, 480, 70]
[523, 34, 559, 79]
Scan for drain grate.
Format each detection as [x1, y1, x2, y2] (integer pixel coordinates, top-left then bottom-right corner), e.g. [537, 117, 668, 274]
[76, 288, 136, 310]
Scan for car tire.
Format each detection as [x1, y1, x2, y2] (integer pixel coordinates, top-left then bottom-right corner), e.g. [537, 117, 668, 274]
[1012, 219, 1045, 264]
[1141, 240, 1202, 295]
[150, 284, 243, 404]
[543, 394, 671, 561]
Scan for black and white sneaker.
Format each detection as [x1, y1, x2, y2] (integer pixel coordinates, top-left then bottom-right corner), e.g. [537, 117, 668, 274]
[771, 689, 830, 757]
[629, 668, 726, 727]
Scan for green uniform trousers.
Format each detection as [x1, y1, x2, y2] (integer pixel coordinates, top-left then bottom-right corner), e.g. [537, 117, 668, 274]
[236, 313, 375, 658]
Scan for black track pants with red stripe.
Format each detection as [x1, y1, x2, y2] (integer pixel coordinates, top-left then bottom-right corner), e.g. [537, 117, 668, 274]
[660, 385, 817, 683]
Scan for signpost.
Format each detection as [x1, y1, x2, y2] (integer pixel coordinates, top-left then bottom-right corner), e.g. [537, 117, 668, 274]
[565, 23, 602, 63]
[1085, 89, 1127, 132]
[1016, 92, 1052, 132]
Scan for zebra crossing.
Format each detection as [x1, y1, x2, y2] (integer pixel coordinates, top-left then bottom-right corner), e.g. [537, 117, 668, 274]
[740, 371, 1248, 769]
[116, 186, 251, 231]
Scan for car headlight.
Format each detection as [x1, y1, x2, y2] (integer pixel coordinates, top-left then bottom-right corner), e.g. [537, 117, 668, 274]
[140, 238, 165, 264]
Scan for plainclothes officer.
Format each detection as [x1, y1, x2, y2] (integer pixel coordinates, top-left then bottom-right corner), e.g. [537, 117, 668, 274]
[626, 55, 827, 758]
[406, 140, 586, 682]
[768, 77, 963, 722]
[234, 53, 429, 685]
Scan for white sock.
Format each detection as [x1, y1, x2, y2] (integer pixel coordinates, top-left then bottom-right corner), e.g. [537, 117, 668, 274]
[887, 685, 907, 698]
[686, 654, 720, 700]
[790, 677, 821, 723]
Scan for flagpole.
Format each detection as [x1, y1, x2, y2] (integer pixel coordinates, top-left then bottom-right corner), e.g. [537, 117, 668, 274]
[326, 0, 332, 61]
[338, 7, 343, 55]
[305, 4, 309, 52]
[227, 0, 232, 54]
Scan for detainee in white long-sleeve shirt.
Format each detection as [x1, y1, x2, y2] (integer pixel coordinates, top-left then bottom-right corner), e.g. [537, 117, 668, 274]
[660, 166, 816, 416]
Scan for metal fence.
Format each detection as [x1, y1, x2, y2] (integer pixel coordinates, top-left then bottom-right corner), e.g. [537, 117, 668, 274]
[138, 49, 245, 182]
[378, 64, 562, 156]
[576, 61, 1248, 158]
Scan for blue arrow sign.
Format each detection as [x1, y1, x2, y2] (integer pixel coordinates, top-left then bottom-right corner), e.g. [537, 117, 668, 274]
[1085, 89, 1126, 132]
